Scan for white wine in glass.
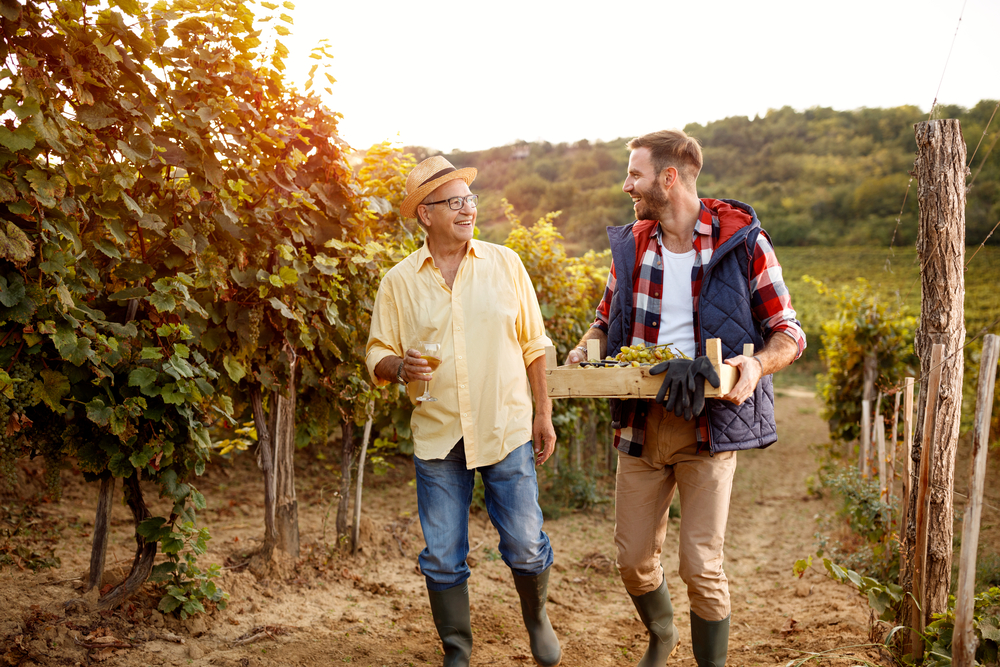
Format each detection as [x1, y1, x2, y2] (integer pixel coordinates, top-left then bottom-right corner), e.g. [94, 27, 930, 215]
[416, 341, 441, 402]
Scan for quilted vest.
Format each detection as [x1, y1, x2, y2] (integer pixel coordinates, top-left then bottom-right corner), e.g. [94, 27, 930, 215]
[606, 199, 777, 454]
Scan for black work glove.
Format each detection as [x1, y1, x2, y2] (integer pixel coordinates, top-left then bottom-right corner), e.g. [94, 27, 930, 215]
[650, 356, 721, 421]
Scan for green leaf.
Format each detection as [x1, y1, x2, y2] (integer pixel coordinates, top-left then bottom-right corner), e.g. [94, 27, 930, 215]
[164, 355, 194, 380]
[0, 273, 25, 307]
[278, 266, 298, 285]
[92, 239, 121, 259]
[191, 490, 206, 510]
[60, 337, 94, 366]
[129, 444, 153, 469]
[0, 0, 22, 20]
[86, 398, 112, 426]
[114, 261, 155, 282]
[120, 192, 143, 216]
[129, 367, 159, 393]
[0, 221, 35, 265]
[268, 297, 296, 320]
[150, 562, 175, 582]
[37, 370, 70, 413]
[3, 96, 40, 121]
[0, 125, 37, 152]
[25, 169, 66, 208]
[109, 286, 150, 301]
[148, 291, 178, 313]
[161, 469, 190, 501]
[170, 228, 196, 255]
[108, 452, 131, 478]
[76, 102, 117, 129]
[137, 516, 168, 540]
[223, 355, 246, 382]
[158, 595, 182, 614]
[0, 178, 15, 202]
[141, 347, 164, 361]
[182, 599, 205, 617]
[92, 38, 122, 64]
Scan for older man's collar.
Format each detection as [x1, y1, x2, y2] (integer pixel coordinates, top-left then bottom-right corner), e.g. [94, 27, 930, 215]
[416, 240, 482, 271]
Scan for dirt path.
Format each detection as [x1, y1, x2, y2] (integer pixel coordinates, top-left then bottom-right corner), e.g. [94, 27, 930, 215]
[0, 390, 885, 666]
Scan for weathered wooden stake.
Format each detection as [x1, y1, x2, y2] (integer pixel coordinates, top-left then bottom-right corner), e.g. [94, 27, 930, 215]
[900, 378, 915, 532]
[352, 416, 374, 556]
[860, 353, 877, 477]
[910, 343, 945, 658]
[860, 400, 871, 478]
[876, 394, 887, 500]
[888, 391, 900, 502]
[899, 118, 967, 654]
[272, 358, 299, 560]
[953, 334, 1000, 667]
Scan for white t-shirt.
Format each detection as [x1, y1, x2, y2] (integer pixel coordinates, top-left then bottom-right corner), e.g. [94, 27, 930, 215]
[657, 246, 697, 358]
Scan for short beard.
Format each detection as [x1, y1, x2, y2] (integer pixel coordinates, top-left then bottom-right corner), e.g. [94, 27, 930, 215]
[635, 182, 670, 221]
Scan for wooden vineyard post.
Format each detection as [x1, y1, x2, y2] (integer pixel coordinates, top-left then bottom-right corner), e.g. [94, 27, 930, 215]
[899, 118, 967, 653]
[860, 400, 871, 478]
[352, 416, 373, 556]
[860, 353, 877, 477]
[900, 378, 915, 533]
[953, 334, 1000, 667]
[888, 391, 900, 502]
[910, 343, 945, 658]
[875, 392, 887, 500]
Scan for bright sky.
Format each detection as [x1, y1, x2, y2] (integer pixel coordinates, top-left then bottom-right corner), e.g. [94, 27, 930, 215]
[282, 0, 998, 153]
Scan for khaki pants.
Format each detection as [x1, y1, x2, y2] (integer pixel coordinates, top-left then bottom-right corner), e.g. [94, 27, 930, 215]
[614, 402, 737, 621]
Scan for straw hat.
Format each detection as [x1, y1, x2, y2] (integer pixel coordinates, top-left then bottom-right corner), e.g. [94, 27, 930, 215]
[400, 156, 477, 219]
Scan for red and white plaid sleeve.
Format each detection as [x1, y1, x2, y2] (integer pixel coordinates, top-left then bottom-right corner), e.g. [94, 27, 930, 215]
[748, 234, 806, 358]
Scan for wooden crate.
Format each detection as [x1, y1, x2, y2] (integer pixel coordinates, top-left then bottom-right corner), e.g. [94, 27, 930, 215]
[545, 338, 751, 400]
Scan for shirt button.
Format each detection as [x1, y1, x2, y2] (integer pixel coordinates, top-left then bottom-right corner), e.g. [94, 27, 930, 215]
[652, 321, 658, 326]
[653, 292, 659, 297]
[457, 356, 462, 360]
[460, 384, 465, 388]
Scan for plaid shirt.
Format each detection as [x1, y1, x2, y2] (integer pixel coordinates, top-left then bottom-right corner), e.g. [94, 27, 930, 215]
[593, 200, 806, 453]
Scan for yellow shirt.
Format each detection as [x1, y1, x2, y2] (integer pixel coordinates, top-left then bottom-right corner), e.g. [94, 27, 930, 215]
[366, 240, 551, 468]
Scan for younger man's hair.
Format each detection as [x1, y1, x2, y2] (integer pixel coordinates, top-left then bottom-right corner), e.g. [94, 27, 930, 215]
[627, 129, 703, 187]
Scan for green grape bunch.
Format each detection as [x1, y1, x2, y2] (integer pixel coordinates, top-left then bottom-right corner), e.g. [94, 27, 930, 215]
[612, 344, 680, 368]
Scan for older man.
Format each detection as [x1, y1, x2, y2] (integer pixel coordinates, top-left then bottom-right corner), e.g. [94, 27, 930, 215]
[366, 156, 561, 667]
[566, 130, 805, 667]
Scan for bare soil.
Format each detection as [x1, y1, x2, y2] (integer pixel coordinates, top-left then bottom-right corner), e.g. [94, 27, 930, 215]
[1, 390, 916, 666]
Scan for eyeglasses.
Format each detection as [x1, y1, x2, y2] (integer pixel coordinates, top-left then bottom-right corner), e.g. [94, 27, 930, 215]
[422, 194, 479, 211]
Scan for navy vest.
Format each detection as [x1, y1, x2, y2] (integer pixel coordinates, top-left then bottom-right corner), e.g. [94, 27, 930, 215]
[606, 199, 777, 454]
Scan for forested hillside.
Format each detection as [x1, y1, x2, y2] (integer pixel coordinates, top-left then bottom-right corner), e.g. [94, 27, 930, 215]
[414, 102, 999, 255]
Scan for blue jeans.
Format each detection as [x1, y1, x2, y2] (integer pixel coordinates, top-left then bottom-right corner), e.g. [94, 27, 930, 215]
[414, 440, 554, 591]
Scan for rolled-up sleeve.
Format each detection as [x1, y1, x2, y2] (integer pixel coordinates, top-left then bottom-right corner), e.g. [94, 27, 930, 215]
[511, 255, 552, 367]
[749, 235, 807, 358]
[365, 280, 402, 386]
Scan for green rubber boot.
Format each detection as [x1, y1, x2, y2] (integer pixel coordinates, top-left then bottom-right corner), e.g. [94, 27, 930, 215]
[628, 578, 680, 667]
[426, 582, 473, 667]
[690, 611, 730, 667]
[512, 567, 561, 666]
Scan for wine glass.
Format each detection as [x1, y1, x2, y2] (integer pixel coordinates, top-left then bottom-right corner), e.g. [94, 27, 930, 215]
[416, 341, 441, 402]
